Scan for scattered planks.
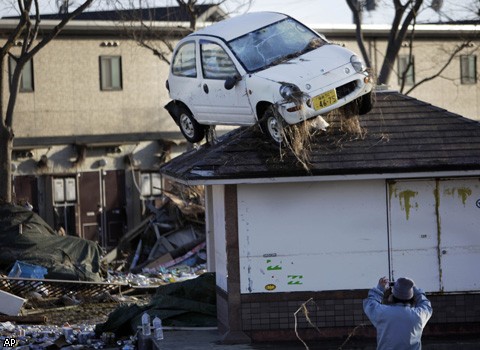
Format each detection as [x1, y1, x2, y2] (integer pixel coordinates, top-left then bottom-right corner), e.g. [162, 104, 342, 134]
[0, 314, 47, 324]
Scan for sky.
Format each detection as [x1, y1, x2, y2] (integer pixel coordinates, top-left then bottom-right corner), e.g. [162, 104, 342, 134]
[0, 0, 477, 25]
[238, 0, 478, 25]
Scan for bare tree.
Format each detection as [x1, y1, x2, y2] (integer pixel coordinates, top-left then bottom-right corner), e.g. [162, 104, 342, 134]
[346, 0, 476, 92]
[0, 0, 94, 204]
[114, 0, 252, 65]
[347, 0, 424, 86]
[403, 41, 476, 94]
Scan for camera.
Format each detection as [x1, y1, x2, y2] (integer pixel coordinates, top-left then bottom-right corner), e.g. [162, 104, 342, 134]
[389, 281, 395, 287]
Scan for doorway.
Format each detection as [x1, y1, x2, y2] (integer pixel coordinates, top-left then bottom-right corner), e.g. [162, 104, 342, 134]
[75, 170, 127, 249]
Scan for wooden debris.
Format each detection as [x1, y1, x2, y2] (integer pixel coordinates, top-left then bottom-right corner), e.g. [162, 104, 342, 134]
[0, 314, 47, 324]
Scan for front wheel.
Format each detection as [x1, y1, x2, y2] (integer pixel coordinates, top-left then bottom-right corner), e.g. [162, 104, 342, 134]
[178, 108, 206, 143]
[260, 106, 284, 144]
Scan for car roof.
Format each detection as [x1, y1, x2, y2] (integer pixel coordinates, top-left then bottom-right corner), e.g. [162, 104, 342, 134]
[191, 11, 288, 42]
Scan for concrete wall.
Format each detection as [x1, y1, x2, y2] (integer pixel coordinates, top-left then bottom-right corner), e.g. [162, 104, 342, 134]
[320, 32, 480, 121]
[4, 37, 177, 137]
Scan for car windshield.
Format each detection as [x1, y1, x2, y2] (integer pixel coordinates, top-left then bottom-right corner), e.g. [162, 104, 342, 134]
[228, 18, 326, 72]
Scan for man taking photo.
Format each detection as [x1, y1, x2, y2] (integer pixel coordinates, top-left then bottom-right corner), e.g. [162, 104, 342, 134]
[363, 276, 433, 349]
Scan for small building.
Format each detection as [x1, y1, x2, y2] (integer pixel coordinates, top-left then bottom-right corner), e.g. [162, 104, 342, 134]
[160, 91, 480, 343]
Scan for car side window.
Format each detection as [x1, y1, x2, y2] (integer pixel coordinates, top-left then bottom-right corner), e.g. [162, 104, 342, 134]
[201, 42, 237, 80]
[172, 42, 197, 77]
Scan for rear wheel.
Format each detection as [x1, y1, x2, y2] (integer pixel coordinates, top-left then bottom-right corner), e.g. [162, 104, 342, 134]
[260, 106, 284, 144]
[178, 108, 206, 143]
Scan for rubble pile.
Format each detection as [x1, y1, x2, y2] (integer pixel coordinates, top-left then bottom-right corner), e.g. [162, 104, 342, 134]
[0, 185, 210, 348]
[0, 321, 138, 349]
[103, 185, 206, 276]
[0, 204, 103, 282]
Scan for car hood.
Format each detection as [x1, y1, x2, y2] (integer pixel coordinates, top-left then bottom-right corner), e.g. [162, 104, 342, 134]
[252, 44, 355, 86]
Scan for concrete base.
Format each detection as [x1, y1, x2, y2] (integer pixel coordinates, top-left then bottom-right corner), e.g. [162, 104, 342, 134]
[220, 330, 252, 345]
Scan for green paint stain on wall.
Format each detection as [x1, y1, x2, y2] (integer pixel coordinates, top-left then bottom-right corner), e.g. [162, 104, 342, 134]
[443, 187, 472, 206]
[457, 187, 472, 206]
[399, 190, 418, 220]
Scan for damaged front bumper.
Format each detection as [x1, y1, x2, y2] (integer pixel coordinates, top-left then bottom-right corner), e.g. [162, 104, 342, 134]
[277, 73, 373, 125]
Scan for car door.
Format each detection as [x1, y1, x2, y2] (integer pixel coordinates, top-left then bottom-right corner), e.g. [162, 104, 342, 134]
[193, 39, 255, 125]
[168, 40, 201, 111]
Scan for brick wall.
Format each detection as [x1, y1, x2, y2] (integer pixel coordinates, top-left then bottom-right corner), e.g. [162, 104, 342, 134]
[238, 291, 480, 342]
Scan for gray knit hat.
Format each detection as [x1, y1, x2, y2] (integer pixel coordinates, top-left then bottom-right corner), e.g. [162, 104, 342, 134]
[392, 277, 414, 300]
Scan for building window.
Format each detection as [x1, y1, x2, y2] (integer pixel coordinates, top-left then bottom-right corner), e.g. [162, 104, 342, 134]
[397, 55, 415, 86]
[100, 56, 122, 90]
[460, 55, 477, 84]
[9, 57, 34, 92]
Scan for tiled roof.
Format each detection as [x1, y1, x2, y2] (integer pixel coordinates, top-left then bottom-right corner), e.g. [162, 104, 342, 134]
[160, 91, 480, 183]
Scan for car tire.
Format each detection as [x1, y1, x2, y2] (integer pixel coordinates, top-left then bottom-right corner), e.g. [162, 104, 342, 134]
[178, 108, 206, 143]
[261, 106, 284, 144]
[357, 91, 373, 115]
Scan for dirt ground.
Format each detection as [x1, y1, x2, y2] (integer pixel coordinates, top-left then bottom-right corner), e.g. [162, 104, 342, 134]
[18, 293, 152, 327]
[23, 302, 121, 327]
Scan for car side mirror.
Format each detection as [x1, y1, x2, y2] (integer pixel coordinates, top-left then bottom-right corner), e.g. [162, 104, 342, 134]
[224, 74, 241, 90]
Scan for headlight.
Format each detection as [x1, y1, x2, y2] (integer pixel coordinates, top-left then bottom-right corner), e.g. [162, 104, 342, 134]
[350, 55, 365, 73]
[279, 83, 301, 99]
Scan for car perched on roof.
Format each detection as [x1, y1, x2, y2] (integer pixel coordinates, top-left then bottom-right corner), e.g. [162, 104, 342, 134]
[165, 11, 373, 144]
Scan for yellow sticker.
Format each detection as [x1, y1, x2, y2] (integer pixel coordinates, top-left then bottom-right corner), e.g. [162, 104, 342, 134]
[265, 284, 276, 291]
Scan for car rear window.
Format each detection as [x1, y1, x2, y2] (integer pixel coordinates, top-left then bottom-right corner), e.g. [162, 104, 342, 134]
[172, 42, 197, 77]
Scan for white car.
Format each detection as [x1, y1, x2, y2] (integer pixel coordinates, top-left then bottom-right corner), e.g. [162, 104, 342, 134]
[165, 11, 373, 143]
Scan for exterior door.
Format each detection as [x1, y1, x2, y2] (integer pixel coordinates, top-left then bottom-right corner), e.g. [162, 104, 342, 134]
[388, 178, 480, 293]
[437, 178, 480, 291]
[78, 170, 126, 249]
[388, 180, 440, 292]
[13, 175, 38, 211]
[103, 170, 126, 249]
[79, 172, 102, 242]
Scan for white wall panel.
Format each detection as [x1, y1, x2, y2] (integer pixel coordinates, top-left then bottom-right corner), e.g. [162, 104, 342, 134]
[237, 180, 388, 293]
[438, 178, 480, 292]
[388, 180, 441, 292]
[212, 185, 228, 292]
[389, 178, 480, 293]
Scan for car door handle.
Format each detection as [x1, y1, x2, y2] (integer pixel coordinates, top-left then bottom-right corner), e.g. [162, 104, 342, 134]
[203, 83, 209, 94]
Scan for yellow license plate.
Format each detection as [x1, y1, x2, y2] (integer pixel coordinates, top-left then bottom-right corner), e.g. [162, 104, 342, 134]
[312, 89, 338, 110]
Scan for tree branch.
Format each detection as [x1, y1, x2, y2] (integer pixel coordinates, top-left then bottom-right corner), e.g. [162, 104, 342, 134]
[404, 42, 474, 95]
[5, 0, 94, 128]
[345, 0, 372, 68]
[377, 0, 424, 84]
